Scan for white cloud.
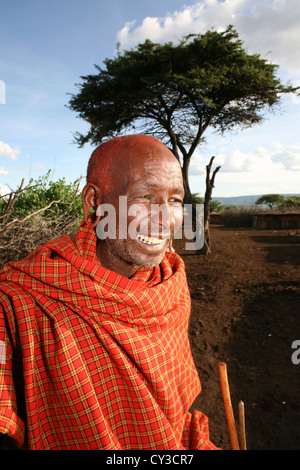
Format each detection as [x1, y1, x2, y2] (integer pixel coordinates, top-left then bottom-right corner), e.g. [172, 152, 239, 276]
[212, 141, 300, 174]
[0, 166, 9, 176]
[33, 162, 46, 171]
[271, 142, 300, 171]
[0, 141, 20, 160]
[117, 0, 300, 77]
[189, 140, 300, 192]
[188, 144, 275, 175]
[0, 183, 10, 196]
[216, 146, 277, 173]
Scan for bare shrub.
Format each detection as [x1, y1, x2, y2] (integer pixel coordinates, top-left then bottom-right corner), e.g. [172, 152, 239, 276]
[0, 214, 81, 268]
[222, 206, 260, 228]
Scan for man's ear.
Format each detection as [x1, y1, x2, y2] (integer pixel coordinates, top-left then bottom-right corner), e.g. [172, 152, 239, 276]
[82, 183, 102, 227]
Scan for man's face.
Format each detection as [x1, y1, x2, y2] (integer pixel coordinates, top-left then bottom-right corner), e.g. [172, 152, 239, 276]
[96, 140, 184, 278]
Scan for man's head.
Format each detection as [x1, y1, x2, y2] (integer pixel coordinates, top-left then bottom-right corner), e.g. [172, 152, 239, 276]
[82, 134, 184, 278]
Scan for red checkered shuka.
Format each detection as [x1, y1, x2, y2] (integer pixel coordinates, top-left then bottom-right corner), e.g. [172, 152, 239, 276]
[0, 222, 217, 450]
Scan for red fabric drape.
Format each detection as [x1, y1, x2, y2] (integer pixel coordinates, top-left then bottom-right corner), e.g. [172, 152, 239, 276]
[0, 222, 217, 450]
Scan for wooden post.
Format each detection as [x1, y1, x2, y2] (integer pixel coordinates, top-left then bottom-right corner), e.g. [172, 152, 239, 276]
[218, 362, 240, 450]
[238, 401, 247, 450]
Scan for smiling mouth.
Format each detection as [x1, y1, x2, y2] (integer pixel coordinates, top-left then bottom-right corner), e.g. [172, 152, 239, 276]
[137, 234, 166, 245]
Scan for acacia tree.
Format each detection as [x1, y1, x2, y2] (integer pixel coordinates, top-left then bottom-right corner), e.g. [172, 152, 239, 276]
[255, 194, 285, 210]
[68, 25, 298, 251]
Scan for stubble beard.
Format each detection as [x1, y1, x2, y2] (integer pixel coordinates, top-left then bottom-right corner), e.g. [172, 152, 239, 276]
[103, 236, 169, 271]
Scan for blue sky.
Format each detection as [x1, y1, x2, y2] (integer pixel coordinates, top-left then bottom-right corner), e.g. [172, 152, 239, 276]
[0, 0, 299, 198]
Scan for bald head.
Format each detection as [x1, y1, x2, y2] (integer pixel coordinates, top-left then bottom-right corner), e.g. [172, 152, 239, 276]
[86, 134, 179, 195]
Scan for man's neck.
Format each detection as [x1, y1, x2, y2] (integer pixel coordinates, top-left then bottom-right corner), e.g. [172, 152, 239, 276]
[96, 241, 138, 279]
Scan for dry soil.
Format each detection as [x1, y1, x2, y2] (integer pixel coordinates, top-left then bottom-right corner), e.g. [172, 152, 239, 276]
[174, 225, 300, 450]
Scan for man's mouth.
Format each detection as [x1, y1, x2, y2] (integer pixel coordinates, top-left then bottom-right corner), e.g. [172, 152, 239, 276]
[137, 234, 166, 245]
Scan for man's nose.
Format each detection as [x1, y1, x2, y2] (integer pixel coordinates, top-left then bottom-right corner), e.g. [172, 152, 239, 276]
[150, 203, 175, 234]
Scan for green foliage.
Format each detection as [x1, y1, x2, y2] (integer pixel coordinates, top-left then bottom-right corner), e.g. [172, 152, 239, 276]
[0, 172, 84, 266]
[192, 193, 224, 212]
[282, 196, 300, 209]
[255, 194, 300, 210]
[10, 170, 84, 220]
[191, 193, 204, 205]
[255, 194, 287, 209]
[68, 25, 298, 154]
[210, 200, 225, 213]
[68, 25, 298, 210]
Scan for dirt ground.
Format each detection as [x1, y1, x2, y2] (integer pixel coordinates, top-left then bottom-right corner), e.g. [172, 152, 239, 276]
[174, 225, 300, 450]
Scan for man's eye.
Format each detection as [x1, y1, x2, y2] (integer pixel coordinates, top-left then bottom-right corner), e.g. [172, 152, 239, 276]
[170, 198, 183, 205]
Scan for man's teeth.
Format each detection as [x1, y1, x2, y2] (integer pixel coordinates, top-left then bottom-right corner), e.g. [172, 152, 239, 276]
[137, 234, 165, 245]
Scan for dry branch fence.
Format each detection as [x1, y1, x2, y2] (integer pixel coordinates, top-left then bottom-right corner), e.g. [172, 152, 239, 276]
[0, 177, 83, 268]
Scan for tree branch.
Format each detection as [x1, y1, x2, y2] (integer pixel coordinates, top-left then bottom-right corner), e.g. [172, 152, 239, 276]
[0, 200, 62, 235]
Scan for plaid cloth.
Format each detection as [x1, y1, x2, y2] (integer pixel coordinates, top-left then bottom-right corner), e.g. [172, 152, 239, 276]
[0, 222, 218, 450]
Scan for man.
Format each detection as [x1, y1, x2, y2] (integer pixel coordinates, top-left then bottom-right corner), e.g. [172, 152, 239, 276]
[0, 134, 217, 450]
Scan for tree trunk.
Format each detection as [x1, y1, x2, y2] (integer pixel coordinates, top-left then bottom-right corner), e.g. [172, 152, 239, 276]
[182, 156, 193, 205]
[181, 156, 198, 242]
[197, 156, 221, 255]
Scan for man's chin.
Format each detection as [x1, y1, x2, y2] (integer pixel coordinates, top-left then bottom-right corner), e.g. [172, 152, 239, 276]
[136, 253, 166, 269]
[97, 237, 169, 275]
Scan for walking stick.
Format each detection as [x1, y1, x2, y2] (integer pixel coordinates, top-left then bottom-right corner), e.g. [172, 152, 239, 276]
[218, 362, 240, 450]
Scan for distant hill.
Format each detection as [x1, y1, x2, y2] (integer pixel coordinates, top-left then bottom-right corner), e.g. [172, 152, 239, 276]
[211, 194, 300, 206]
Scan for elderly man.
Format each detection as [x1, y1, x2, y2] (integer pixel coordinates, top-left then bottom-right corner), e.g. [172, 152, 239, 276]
[0, 135, 217, 450]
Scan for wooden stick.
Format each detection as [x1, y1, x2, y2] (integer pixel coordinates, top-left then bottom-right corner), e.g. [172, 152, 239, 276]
[218, 362, 240, 450]
[238, 401, 247, 450]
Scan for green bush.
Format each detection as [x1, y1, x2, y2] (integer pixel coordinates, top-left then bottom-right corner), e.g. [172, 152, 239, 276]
[281, 196, 300, 209]
[191, 193, 224, 213]
[10, 170, 84, 220]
